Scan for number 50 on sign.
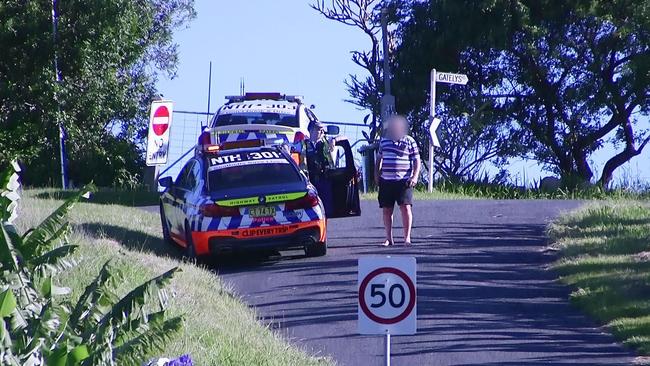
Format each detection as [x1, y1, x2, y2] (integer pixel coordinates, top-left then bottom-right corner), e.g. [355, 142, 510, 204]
[358, 256, 417, 335]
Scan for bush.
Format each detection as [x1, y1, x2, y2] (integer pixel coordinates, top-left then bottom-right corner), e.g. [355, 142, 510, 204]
[0, 162, 182, 365]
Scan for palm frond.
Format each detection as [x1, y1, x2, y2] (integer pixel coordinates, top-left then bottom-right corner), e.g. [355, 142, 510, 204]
[112, 316, 184, 366]
[93, 267, 179, 343]
[69, 261, 120, 333]
[112, 311, 165, 349]
[0, 224, 20, 272]
[29, 244, 78, 276]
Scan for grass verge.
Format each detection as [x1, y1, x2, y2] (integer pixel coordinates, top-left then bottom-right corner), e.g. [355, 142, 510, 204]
[549, 200, 650, 357]
[18, 191, 331, 366]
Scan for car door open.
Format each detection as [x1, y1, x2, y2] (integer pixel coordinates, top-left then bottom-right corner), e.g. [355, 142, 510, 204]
[322, 139, 361, 218]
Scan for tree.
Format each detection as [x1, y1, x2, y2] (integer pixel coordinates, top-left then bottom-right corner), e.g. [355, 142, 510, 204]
[393, 0, 650, 187]
[311, 0, 386, 140]
[0, 0, 195, 186]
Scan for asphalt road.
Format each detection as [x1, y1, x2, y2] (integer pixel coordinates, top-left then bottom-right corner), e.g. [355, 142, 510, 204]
[145, 200, 635, 365]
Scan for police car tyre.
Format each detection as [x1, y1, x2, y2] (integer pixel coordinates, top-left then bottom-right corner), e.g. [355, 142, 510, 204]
[305, 241, 327, 257]
[159, 204, 174, 246]
[184, 222, 197, 259]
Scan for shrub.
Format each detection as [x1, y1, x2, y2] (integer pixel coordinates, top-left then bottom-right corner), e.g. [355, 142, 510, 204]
[0, 162, 183, 365]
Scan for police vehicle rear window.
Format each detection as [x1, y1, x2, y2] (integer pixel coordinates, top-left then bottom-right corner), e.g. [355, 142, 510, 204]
[207, 150, 301, 191]
[214, 112, 298, 128]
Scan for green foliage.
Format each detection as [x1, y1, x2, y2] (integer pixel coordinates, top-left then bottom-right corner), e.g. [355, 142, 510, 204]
[0, 0, 195, 187]
[0, 164, 183, 365]
[392, 0, 650, 186]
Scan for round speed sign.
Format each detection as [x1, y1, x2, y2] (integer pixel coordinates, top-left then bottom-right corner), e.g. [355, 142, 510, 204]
[358, 256, 417, 335]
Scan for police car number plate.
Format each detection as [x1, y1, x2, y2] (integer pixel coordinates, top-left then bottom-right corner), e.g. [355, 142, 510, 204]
[249, 206, 275, 218]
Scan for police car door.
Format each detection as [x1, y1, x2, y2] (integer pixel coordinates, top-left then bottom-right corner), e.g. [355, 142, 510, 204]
[325, 139, 361, 218]
[170, 160, 198, 236]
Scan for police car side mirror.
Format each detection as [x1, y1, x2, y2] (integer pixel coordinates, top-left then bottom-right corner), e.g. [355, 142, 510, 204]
[158, 176, 173, 188]
[326, 125, 340, 136]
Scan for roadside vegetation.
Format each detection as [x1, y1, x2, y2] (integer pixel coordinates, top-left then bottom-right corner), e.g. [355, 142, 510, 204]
[362, 179, 650, 200]
[5, 185, 329, 365]
[549, 201, 650, 356]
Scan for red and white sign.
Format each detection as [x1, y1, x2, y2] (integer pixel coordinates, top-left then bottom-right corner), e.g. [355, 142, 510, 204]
[358, 256, 417, 335]
[146, 101, 174, 166]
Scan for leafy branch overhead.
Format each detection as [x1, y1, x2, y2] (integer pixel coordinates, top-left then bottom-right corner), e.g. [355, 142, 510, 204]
[0, 0, 196, 187]
[392, 0, 650, 186]
[0, 164, 183, 366]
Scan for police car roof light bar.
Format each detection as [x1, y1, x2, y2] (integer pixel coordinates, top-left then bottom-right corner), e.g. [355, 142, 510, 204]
[224, 93, 303, 104]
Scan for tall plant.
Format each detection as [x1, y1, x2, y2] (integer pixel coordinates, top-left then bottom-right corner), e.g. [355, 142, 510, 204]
[0, 163, 183, 366]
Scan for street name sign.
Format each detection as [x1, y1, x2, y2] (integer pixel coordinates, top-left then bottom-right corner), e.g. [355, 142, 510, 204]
[146, 100, 174, 166]
[435, 71, 469, 85]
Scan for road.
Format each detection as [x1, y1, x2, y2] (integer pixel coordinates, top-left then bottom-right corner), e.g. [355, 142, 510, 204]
[144, 200, 635, 365]
[210, 200, 635, 366]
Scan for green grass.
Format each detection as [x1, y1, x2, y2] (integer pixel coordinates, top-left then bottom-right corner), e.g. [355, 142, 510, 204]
[361, 181, 650, 200]
[32, 187, 160, 206]
[17, 191, 332, 366]
[549, 201, 650, 357]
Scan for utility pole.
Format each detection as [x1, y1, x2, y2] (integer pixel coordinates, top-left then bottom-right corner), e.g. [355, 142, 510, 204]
[51, 0, 67, 189]
[379, 8, 395, 122]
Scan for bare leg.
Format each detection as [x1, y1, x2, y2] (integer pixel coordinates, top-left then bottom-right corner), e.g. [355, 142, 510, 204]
[399, 204, 413, 245]
[382, 207, 394, 245]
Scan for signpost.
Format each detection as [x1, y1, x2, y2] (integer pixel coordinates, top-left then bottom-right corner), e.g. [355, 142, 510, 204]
[358, 256, 417, 366]
[146, 101, 174, 167]
[427, 69, 469, 192]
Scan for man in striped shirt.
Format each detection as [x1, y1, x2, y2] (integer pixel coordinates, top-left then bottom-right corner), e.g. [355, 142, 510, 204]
[375, 115, 421, 246]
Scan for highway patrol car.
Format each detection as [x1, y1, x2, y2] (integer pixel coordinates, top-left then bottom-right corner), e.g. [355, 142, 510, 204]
[207, 92, 339, 144]
[158, 138, 360, 258]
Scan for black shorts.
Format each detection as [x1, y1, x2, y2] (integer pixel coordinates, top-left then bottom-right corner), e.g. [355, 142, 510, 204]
[378, 179, 413, 208]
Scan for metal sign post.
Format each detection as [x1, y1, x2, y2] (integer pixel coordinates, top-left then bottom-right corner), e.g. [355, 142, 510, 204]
[358, 256, 417, 366]
[427, 68, 469, 192]
[428, 69, 437, 193]
[385, 332, 391, 366]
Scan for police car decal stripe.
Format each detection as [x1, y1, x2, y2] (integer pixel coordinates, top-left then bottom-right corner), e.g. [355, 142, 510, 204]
[304, 207, 319, 221]
[227, 216, 242, 229]
[207, 217, 222, 230]
[283, 210, 302, 224]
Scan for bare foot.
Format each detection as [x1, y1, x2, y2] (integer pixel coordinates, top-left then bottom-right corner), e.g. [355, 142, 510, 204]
[404, 240, 412, 246]
[381, 240, 394, 247]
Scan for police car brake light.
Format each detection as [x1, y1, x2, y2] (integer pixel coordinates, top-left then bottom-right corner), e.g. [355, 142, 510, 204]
[199, 203, 241, 217]
[285, 192, 319, 210]
[203, 144, 221, 153]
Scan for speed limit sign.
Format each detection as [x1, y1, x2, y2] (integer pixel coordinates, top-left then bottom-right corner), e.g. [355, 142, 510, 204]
[358, 256, 417, 335]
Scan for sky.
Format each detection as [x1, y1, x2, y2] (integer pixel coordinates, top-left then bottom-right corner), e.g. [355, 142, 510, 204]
[157, 0, 649, 186]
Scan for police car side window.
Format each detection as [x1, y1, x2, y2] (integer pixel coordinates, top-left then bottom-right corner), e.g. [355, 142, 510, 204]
[189, 161, 201, 190]
[176, 161, 195, 190]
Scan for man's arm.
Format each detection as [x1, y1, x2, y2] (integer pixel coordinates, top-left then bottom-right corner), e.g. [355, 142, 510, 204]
[408, 157, 421, 187]
[407, 140, 421, 187]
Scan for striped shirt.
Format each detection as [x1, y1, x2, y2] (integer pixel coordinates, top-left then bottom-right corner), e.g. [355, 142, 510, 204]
[379, 135, 420, 181]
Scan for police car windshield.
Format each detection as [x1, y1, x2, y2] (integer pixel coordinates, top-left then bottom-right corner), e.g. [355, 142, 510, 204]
[214, 112, 298, 128]
[207, 151, 302, 192]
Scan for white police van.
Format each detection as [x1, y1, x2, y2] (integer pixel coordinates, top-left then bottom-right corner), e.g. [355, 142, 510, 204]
[207, 92, 338, 144]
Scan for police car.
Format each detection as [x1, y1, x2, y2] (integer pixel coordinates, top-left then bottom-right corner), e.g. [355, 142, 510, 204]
[158, 138, 360, 259]
[207, 92, 339, 144]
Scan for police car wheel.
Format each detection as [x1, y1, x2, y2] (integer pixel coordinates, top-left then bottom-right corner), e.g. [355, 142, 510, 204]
[159, 204, 174, 246]
[305, 241, 327, 257]
[184, 223, 197, 259]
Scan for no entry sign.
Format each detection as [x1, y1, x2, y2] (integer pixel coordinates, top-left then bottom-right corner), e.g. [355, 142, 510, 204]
[146, 101, 174, 166]
[358, 256, 417, 335]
